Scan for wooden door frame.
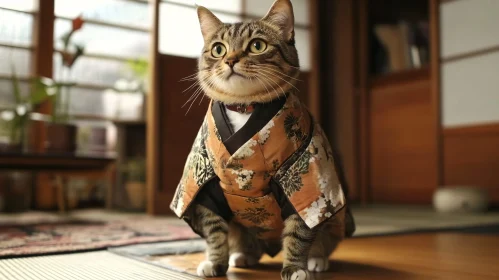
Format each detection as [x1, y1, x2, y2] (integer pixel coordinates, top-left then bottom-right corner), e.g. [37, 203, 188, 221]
[357, 0, 370, 204]
[430, 0, 444, 189]
[32, 0, 55, 153]
[146, 0, 161, 215]
[355, 0, 443, 204]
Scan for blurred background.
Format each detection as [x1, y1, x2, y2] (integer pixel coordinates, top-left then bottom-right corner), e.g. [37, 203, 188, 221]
[0, 0, 497, 217]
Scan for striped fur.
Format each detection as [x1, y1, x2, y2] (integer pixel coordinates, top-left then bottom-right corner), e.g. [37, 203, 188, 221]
[190, 205, 229, 277]
[189, 1, 346, 279]
[195, 0, 300, 105]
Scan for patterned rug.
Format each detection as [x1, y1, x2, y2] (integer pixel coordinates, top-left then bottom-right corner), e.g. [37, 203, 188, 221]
[0, 217, 199, 258]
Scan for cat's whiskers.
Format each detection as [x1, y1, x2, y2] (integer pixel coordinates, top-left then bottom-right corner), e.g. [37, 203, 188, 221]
[236, 66, 280, 101]
[179, 70, 207, 82]
[190, 70, 223, 112]
[186, 79, 210, 115]
[183, 77, 214, 111]
[181, 71, 212, 94]
[258, 65, 302, 82]
[180, 76, 199, 82]
[183, 75, 211, 106]
[183, 87, 203, 109]
[182, 79, 202, 93]
[253, 75, 270, 98]
[259, 74, 282, 101]
[253, 75, 274, 102]
[199, 74, 218, 106]
[257, 72, 285, 99]
[255, 68, 300, 92]
[259, 76, 279, 102]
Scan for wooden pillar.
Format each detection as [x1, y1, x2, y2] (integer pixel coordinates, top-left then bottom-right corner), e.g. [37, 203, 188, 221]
[31, 0, 55, 209]
[430, 0, 443, 188]
[308, 0, 320, 121]
[326, 0, 361, 203]
[147, 0, 161, 215]
[32, 0, 55, 153]
[357, 0, 370, 205]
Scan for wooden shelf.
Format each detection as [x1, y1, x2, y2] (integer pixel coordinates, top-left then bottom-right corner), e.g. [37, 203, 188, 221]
[369, 65, 430, 89]
[113, 119, 146, 126]
[0, 152, 115, 170]
[70, 114, 146, 125]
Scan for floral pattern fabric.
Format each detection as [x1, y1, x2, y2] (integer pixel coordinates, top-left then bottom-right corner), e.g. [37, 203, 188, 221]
[170, 117, 215, 217]
[170, 93, 346, 238]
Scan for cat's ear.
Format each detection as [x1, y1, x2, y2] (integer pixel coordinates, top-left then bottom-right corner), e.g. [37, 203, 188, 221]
[197, 6, 223, 39]
[262, 0, 295, 42]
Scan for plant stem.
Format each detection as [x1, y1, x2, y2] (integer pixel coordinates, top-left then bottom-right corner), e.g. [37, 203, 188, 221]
[64, 66, 71, 121]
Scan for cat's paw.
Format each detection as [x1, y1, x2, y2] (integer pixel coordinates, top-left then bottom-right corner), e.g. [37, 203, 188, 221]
[281, 266, 312, 280]
[307, 257, 330, 272]
[196, 261, 228, 277]
[229, 252, 259, 268]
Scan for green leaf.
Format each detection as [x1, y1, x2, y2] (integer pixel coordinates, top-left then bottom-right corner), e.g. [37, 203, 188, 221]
[30, 78, 50, 106]
[127, 58, 149, 80]
[49, 93, 59, 121]
[70, 44, 85, 67]
[61, 30, 74, 50]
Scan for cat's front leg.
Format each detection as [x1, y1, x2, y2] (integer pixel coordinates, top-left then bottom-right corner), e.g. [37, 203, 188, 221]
[281, 214, 317, 280]
[192, 204, 229, 277]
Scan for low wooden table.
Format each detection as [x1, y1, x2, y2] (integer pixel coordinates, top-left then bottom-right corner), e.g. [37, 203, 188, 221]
[0, 152, 116, 213]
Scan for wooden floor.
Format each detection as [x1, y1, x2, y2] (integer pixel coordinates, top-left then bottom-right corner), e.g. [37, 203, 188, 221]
[152, 233, 499, 280]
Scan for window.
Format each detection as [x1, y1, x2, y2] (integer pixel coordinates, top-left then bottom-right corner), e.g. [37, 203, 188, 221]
[159, 2, 241, 58]
[158, 0, 311, 70]
[55, 0, 151, 29]
[53, 0, 152, 120]
[0, 1, 36, 109]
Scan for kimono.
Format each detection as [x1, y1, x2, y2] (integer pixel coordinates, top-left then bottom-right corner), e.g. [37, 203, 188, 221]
[170, 93, 355, 253]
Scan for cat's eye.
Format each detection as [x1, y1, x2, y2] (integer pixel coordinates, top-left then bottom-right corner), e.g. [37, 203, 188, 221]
[249, 39, 267, 54]
[211, 43, 226, 58]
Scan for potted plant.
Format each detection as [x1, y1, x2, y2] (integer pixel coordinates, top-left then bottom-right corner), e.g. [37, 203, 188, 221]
[111, 58, 148, 121]
[0, 67, 53, 153]
[124, 157, 146, 210]
[45, 15, 85, 154]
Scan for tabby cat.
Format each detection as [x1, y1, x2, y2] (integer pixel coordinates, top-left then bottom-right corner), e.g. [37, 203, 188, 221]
[172, 1, 355, 279]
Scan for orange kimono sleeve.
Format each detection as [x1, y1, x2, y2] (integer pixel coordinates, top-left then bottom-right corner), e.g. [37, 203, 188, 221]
[274, 122, 346, 229]
[170, 116, 216, 218]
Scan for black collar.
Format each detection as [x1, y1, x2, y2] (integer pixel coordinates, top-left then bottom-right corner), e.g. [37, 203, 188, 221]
[211, 96, 287, 155]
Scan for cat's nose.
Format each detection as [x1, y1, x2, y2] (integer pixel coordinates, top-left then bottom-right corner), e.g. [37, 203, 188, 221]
[225, 57, 239, 68]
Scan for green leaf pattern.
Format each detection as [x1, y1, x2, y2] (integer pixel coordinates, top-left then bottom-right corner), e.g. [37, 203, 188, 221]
[281, 149, 313, 197]
[171, 118, 215, 214]
[283, 114, 306, 142]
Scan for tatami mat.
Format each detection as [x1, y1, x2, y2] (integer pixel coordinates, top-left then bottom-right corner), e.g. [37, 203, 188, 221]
[0, 251, 198, 280]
